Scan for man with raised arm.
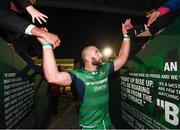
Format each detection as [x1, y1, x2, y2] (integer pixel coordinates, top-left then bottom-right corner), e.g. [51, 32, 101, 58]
[38, 19, 132, 129]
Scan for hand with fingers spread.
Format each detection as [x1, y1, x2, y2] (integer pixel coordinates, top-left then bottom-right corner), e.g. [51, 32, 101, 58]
[26, 5, 48, 24]
[146, 0, 180, 27]
[33, 27, 61, 49]
[42, 31, 60, 48]
[146, 10, 160, 27]
[122, 19, 133, 35]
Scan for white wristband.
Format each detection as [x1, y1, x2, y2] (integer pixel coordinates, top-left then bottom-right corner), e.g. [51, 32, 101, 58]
[42, 45, 53, 49]
[123, 34, 130, 41]
[123, 38, 130, 41]
[123, 34, 129, 38]
[42, 42, 53, 49]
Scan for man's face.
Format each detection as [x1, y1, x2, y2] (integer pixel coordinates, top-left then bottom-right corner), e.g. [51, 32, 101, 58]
[90, 47, 103, 66]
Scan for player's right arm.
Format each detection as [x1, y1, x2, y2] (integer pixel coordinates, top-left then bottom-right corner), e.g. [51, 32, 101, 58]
[39, 37, 72, 86]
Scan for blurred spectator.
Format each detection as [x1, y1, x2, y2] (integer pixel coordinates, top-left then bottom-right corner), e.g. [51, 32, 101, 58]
[147, 0, 180, 26]
[0, 0, 60, 48]
[49, 84, 61, 115]
[127, 0, 180, 38]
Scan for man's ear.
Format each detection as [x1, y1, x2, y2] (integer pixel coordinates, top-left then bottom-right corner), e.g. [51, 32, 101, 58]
[84, 55, 91, 62]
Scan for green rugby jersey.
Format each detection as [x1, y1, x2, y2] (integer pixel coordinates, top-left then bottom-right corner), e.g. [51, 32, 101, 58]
[68, 62, 114, 129]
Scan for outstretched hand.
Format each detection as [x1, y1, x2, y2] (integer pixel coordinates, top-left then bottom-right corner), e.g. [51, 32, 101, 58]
[26, 5, 48, 24]
[122, 19, 133, 35]
[37, 37, 47, 45]
[37, 28, 61, 49]
[146, 10, 160, 27]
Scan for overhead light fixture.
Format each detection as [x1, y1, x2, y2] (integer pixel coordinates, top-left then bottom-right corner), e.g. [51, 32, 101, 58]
[102, 47, 112, 57]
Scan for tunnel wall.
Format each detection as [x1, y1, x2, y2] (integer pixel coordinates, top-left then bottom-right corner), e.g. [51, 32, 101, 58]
[110, 16, 180, 129]
[0, 38, 51, 128]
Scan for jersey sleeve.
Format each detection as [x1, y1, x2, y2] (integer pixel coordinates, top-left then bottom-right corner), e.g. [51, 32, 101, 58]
[68, 70, 85, 102]
[102, 61, 115, 76]
[68, 70, 77, 87]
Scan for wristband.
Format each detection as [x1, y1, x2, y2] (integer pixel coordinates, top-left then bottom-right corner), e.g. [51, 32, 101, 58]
[42, 45, 53, 48]
[42, 42, 53, 48]
[123, 34, 130, 41]
[123, 34, 130, 38]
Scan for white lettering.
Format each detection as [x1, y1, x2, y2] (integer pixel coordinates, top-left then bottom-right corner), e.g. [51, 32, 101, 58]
[164, 62, 177, 71]
[165, 101, 179, 126]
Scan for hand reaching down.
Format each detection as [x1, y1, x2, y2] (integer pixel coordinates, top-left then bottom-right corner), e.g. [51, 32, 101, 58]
[122, 19, 133, 35]
[26, 5, 48, 24]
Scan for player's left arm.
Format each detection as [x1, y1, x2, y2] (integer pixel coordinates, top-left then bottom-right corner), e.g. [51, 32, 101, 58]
[114, 19, 132, 71]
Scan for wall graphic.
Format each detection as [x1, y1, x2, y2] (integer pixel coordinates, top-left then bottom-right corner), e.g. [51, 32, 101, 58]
[0, 38, 50, 128]
[120, 16, 180, 129]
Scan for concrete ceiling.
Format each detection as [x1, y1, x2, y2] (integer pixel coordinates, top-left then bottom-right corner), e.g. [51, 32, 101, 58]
[36, 0, 163, 16]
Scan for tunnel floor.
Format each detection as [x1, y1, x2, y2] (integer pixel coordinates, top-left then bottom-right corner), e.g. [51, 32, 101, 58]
[48, 95, 79, 129]
[47, 94, 128, 129]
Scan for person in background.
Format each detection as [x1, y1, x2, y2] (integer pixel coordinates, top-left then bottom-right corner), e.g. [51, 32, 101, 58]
[127, 0, 180, 38]
[0, 0, 60, 48]
[147, 0, 180, 26]
[126, 0, 180, 50]
[11, 0, 48, 24]
[49, 83, 61, 115]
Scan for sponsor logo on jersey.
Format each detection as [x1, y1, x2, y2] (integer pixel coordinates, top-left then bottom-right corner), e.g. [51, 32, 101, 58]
[85, 75, 94, 79]
[94, 85, 107, 92]
[85, 78, 108, 86]
[92, 72, 97, 75]
[99, 71, 106, 77]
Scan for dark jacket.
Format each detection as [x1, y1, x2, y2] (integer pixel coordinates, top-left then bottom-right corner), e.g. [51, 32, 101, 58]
[163, 0, 180, 10]
[0, 0, 31, 34]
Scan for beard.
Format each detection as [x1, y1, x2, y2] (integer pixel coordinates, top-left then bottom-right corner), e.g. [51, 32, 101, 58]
[91, 57, 102, 66]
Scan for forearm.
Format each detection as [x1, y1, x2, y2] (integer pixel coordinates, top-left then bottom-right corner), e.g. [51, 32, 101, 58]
[114, 36, 130, 71]
[31, 27, 46, 37]
[118, 37, 130, 62]
[42, 47, 59, 83]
